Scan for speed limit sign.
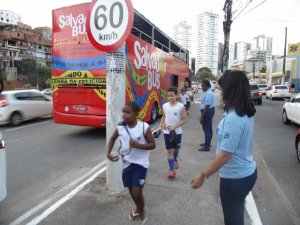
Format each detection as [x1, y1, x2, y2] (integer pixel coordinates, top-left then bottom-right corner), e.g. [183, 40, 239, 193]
[87, 0, 134, 52]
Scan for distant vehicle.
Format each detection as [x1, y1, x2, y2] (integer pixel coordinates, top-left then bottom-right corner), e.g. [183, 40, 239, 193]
[266, 85, 291, 100]
[41, 88, 52, 96]
[282, 93, 300, 125]
[296, 129, 300, 163]
[250, 84, 262, 105]
[0, 89, 53, 126]
[258, 84, 268, 95]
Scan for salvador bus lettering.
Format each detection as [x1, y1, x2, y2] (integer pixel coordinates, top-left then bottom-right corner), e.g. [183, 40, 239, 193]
[134, 40, 160, 90]
[59, 13, 86, 37]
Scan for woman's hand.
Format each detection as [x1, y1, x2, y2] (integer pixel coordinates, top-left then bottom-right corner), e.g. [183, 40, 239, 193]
[191, 175, 205, 189]
[107, 153, 119, 162]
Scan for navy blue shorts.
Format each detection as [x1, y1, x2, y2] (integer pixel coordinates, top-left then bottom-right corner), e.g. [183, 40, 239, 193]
[122, 163, 147, 188]
[163, 133, 182, 150]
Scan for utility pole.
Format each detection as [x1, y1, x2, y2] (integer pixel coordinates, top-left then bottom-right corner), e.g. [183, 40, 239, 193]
[281, 27, 287, 84]
[106, 44, 126, 195]
[222, 0, 233, 72]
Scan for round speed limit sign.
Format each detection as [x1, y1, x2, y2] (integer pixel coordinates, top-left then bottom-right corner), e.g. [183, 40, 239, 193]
[87, 0, 134, 52]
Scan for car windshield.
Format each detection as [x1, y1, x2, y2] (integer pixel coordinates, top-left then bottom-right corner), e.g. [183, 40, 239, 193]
[250, 85, 258, 90]
[275, 86, 288, 89]
[258, 84, 267, 88]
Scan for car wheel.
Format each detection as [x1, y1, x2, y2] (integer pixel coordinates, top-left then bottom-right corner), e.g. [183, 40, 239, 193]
[296, 136, 300, 163]
[282, 110, 290, 124]
[10, 112, 22, 126]
[150, 103, 158, 123]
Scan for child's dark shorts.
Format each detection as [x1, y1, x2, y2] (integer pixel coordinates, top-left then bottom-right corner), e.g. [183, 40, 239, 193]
[164, 133, 182, 150]
[122, 163, 147, 188]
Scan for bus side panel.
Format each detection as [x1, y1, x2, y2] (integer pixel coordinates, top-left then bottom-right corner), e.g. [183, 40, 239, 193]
[126, 34, 167, 122]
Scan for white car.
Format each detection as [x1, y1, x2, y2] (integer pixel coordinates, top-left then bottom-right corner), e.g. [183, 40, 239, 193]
[0, 89, 53, 126]
[258, 84, 268, 95]
[0, 131, 6, 202]
[266, 85, 291, 100]
[282, 93, 300, 125]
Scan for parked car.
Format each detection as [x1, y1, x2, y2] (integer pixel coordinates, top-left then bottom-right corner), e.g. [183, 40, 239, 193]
[296, 129, 300, 163]
[258, 84, 268, 95]
[41, 88, 52, 96]
[266, 85, 291, 100]
[0, 89, 53, 126]
[250, 84, 262, 105]
[0, 132, 6, 202]
[282, 93, 300, 125]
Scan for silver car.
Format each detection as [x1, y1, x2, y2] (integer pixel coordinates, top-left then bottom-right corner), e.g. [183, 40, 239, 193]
[0, 131, 6, 202]
[0, 89, 53, 126]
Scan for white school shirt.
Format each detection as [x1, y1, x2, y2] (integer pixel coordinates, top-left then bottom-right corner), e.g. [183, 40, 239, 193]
[117, 121, 150, 169]
[180, 93, 189, 105]
[162, 102, 184, 135]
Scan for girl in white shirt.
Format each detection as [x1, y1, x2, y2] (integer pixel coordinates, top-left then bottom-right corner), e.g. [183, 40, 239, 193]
[107, 101, 156, 221]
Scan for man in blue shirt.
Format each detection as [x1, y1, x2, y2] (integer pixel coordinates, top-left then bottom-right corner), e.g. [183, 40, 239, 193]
[199, 80, 216, 151]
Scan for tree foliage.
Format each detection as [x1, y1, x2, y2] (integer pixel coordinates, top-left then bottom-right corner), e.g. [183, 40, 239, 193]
[37, 65, 51, 89]
[196, 67, 216, 81]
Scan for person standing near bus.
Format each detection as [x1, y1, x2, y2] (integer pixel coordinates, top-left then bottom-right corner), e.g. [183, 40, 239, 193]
[107, 101, 156, 221]
[157, 87, 188, 179]
[191, 70, 257, 225]
[199, 80, 216, 151]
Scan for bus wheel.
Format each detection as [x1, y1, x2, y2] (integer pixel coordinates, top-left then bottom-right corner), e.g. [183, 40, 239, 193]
[150, 103, 158, 123]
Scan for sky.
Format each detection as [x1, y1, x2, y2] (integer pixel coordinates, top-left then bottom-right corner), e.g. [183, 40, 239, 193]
[1, 0, 300, 56]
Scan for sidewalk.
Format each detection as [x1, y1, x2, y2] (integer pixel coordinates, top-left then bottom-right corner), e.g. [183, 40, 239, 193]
[40, 93, 252, 225]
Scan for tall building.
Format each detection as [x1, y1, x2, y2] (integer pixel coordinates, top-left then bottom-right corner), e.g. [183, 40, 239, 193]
[230, 42, 251, 70]
[0, 10, 21, 25]
[195, 11, 219, 75]
[173, 21, 192, 55]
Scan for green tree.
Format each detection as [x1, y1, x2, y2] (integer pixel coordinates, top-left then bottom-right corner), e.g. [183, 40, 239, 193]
[37, 65, 51, 89]
[196, 67, 216, 81]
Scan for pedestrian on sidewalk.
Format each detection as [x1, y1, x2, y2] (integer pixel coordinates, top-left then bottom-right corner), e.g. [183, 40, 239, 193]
[199, 79, 216, 151]
[107, 101, 156, 221]
[157, 86, 188, 179]
[191, 70, 257, 225]
[179, 88, 190, 114]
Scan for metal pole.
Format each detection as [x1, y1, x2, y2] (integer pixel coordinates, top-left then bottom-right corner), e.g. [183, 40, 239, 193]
[281, 27, 287, 84]
[106, 44, 126, 195]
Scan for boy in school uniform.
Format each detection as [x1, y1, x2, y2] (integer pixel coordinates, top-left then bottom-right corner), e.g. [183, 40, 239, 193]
[157, 87, 188, 179]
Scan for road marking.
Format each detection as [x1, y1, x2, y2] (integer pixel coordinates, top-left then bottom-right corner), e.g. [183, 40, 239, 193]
[246, 192, 263, 225]
[5, 121, 51, 132]
[9, 161, 106, 225]
[26, 166, 107, 225]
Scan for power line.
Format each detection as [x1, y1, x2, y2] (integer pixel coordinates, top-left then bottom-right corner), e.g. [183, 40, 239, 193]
[232, 0, 253, 21]
[243, 0, 269, 16]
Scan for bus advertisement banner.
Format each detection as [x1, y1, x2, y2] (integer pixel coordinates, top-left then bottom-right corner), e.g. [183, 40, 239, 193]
[52, 3, 189, 127]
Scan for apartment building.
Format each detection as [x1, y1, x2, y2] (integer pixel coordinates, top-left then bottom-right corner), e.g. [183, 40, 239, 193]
[195, 11, 219, 76]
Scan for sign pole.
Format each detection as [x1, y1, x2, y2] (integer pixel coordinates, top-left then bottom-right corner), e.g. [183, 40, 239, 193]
[105, 44, 126, 194]
[86, 0, 134, 194]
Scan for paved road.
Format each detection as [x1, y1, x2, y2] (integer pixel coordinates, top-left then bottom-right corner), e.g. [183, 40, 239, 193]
[0, 119, 106, 225]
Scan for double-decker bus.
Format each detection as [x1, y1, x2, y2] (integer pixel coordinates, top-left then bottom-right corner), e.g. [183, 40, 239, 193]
[52, 3, 190, 127]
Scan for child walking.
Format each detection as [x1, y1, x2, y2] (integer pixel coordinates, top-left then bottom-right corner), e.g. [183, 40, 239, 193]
[157, 87, 188, 179]
[107, 101, 156, 221]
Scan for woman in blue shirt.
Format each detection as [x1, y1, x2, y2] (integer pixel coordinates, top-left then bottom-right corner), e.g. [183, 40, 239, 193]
[191, 70, 257, 225]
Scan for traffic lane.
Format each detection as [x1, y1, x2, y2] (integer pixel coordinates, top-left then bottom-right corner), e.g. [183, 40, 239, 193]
[0, 120, 106, 224]
[254, 97, 300, 223]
